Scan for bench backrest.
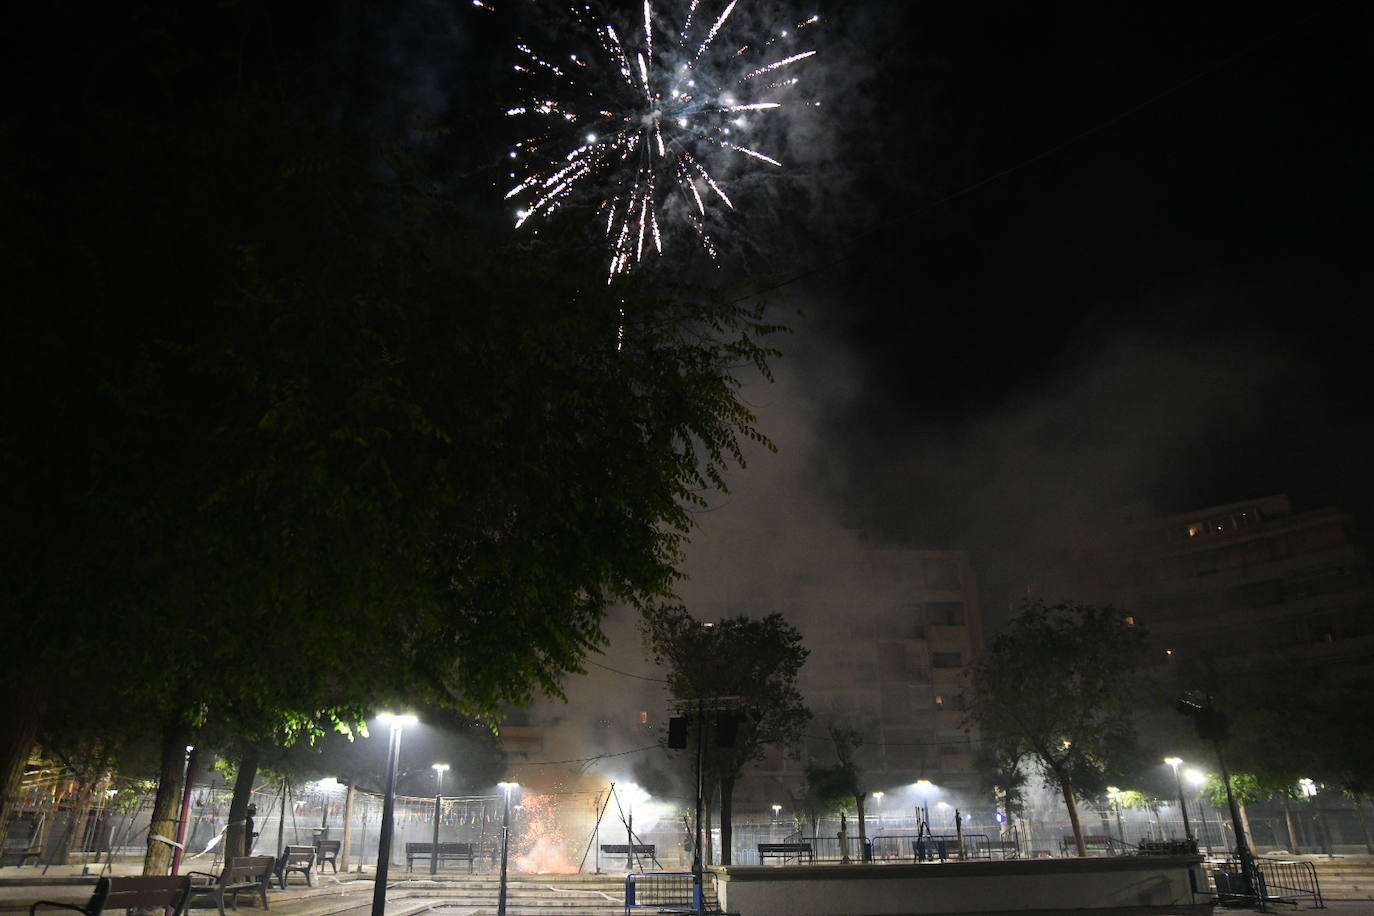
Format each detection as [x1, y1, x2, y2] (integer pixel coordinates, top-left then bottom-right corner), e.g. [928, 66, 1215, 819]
[94, 875, 195, 916]
[314, 840, 341, 854]
[283, 845, 316, 863]
[223, 855, 277, 884]
[759, 843, 810, 851]
[406, 842, 471, 855]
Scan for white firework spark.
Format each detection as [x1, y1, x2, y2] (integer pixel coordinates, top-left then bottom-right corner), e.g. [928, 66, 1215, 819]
[505, 1, 819, 281]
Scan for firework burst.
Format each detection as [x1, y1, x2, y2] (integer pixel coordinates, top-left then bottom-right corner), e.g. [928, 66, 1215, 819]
[505, 1, 820, 280]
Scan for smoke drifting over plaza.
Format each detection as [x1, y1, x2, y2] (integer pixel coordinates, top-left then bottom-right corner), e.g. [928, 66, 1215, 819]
[6, 0, 1370, 883]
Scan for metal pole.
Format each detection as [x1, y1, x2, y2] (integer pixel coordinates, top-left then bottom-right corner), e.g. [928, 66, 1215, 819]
[1215, 743, 1262, 911]
[498, 786, 512, 916]
[431, 775, 443, 876]
[692, 699, 704, 881]
[170, 746, 198, 875]
[371, 724, 404, 916]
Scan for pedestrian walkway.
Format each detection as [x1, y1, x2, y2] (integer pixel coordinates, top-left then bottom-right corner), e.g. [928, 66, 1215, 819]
[0, 863, 628, 916]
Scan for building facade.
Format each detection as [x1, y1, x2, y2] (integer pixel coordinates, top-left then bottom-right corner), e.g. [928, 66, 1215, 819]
[674, 526, 986, 808]
[1037, 494, 1374, 669]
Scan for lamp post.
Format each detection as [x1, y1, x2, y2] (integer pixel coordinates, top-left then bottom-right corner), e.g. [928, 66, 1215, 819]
[873, 792, 884, 834]
[1106, 787, 1125, 846]
[371, 713, 417, 916]
[497, 782, 518, 916]
[1164, 758, 1194, 847]
[430, 764, 450, 876]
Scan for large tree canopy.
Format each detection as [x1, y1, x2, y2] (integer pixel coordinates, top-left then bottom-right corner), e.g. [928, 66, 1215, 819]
[1, 1, 785, 858]
[646, 607, 810, 866]
[964, 600, 1150, 856]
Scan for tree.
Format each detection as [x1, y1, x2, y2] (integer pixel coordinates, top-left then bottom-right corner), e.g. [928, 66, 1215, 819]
[646, 607, 810, 865]
[1, 2, 786, 861]
[964, 600, 1150, 856]
[801, 726, 870, 859]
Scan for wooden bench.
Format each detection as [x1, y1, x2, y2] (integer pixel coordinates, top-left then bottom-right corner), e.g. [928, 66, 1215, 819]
[1059, 834, 1116, 856]
[188, 855, 275, 916]
[312, 839, 340, 873]
[757, 843, 813, 864]
[405, 841, 475, 872]
[30, 875, 194, 916]
[275, 845, 316, 888]
[600, 843, 655, 863]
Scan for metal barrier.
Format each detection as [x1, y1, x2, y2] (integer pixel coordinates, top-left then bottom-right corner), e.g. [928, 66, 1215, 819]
[624, 872, 700, 916]
[1211, 858, 1325, 910]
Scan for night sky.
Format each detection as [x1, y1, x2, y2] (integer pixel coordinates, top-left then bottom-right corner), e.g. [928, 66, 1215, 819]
[12, 1, 1370, 633]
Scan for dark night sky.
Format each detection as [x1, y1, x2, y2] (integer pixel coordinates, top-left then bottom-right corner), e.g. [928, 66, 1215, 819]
[817, 3, 1372, 543]
[11, 2, 1369, 631]
[646, 1, 1373, 624]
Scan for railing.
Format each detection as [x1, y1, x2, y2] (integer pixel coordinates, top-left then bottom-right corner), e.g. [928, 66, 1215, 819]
[1210, 858, 1325, 910]
[790, 834, 995, 863]
[624, 872, 699, 916]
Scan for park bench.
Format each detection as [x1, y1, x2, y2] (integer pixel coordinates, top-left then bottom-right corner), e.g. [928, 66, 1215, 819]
[312, 839, 340, 873]
[274, 845, 316, 888]
[757, 842, 813, 864]
[30, 875, 194, 916]
[1059, 835, 1116, 856]
[405, 841, 475, 872]
[601, 844, 655, 865]
[188, 855, 275, 916]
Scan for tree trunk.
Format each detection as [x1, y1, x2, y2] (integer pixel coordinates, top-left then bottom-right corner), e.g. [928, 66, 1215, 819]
[702, 796, 714, 867]
[340, 784, 355, 872]
[143, 720, 193, 875]
[1282, 798, 1301, 853]
[1356, 796, 1373, 855]
[1236, 798, 1256, 853]
[0, 685, 44, 856]
[718, 774, 735, 866]
[855, 792, 869, 861]
[1059, 772, 1086, 856]
[57, 780, 98, 864]
[225, 743, 260, 861]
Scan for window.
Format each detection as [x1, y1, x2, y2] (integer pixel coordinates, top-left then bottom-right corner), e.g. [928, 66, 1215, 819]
[932, 651, 962, 669]
[926, 601, 965, 625]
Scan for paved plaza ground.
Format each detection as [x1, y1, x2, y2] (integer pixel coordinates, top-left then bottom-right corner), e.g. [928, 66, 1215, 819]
[1, 854, 1370, 915]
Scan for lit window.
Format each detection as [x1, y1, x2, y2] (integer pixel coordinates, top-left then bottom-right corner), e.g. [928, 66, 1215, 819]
[639, 710, 648, 724]
[1123, 616, 1136, 627]
[1187, 524, 1202, 537]
[934, 695, 945, 708]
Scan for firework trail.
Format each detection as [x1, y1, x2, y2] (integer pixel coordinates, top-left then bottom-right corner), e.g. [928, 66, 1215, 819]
[505, 1, 820, 281]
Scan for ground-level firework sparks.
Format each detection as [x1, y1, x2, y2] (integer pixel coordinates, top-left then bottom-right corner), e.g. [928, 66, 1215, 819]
[505, 1, 820, 280]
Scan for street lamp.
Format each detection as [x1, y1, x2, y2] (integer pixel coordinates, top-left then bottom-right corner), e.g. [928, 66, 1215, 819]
[1163, 757, 1194, 847]
[1106, 787, 1125, 846]
[430, 764, 450, 876]
[872, 792, 884, 834]
[372, 713, 418, 916]
[497, 782, 519, 916]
